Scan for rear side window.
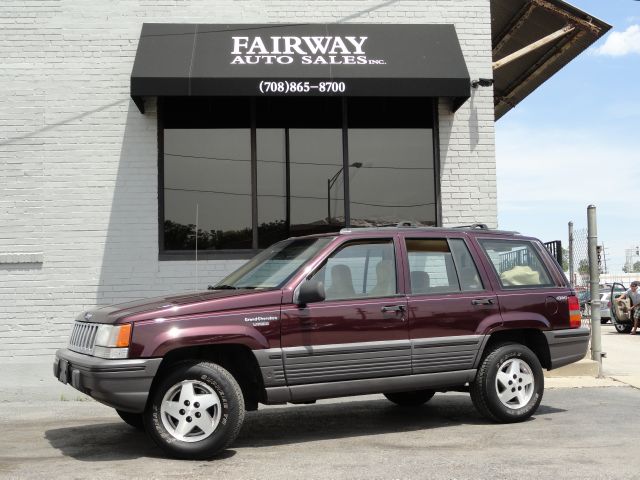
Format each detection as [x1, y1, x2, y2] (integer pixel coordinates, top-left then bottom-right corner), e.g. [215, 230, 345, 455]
[479, 239, 553, 288]
[310, 240, 397, 301]
[406, 239, 460, 294]
[449, 239, 484, 291]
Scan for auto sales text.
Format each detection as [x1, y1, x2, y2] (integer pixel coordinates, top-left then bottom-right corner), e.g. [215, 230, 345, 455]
[230, 36, 386, 65]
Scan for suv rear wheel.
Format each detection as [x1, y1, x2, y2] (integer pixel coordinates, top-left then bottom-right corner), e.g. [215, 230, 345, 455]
[383, 389, 435, 406]
[144, 361, 245, 459]
[470, 343, 543, 423]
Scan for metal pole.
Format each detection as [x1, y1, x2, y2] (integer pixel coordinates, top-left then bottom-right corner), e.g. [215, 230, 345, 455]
[587, 205, 603, 376]
[568, 221, 574, 287]
[341, 98, 351, 227]
[327, 178, 331, 223]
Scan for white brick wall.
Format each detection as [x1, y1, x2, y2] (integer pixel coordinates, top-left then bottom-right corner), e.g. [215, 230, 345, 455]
[0, 0, 495, 358]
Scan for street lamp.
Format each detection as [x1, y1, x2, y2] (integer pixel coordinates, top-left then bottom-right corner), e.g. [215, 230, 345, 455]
[327, 162, 363, 224]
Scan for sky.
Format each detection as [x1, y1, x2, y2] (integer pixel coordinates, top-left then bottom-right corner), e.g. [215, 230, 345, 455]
[495, 0, 640, 273]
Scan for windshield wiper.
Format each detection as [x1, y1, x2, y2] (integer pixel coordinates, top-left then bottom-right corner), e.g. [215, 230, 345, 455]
[208, 284, 237, 290]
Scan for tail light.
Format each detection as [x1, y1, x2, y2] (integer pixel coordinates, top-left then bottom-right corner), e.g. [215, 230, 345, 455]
[608, 301, 611, 308]
[568, 295, 581, 328]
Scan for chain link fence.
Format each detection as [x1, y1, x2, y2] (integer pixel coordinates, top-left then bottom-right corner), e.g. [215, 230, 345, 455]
[569, 224, 637, 333]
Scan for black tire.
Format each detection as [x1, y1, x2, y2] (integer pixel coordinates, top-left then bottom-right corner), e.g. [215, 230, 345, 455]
[116, 409, 145, 430]
[383, 389, 435, 406]
[470, 343, 544, 423]
[614, 322, 632, 333]
[144, 361, 245, 460]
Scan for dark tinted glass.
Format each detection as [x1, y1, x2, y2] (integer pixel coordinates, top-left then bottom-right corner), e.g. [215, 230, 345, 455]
[163, 129, 252, 250]
[289, 129, 344, 236]
[162, 97, 250, 128]
[347, 98, 435, 227]
[349, 129, 435, 226]
[347, 98, 433, 128]
[161, 96, 437, 252]
[257, 129, 287, 248]
[256, 97, 342, 128]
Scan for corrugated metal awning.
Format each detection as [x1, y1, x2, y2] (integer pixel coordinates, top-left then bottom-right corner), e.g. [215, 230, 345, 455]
[491, 0, 611, 120]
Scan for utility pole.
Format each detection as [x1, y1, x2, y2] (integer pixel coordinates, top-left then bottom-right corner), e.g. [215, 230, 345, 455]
[587, 205, 603, 377]
[568, 221, 574, 287]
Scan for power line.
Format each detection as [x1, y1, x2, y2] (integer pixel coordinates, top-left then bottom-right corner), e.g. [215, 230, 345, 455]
[164, 187, 434, 208]
[164, 152, 434, 170]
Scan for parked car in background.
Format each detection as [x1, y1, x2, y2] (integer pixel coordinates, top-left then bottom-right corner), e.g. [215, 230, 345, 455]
[577, 285, 625, 324]
[610, 282, 637, 333]
[599, 291, 612, 323]
[577, 289, 590, 314]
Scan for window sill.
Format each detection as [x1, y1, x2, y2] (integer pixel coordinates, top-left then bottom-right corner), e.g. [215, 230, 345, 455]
[159, 250, 260, 261]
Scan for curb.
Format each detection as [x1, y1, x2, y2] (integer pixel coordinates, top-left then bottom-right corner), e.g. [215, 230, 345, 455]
[544, 358, 599, 378]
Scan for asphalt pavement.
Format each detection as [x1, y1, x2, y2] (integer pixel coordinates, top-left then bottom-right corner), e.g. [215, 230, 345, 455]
[1, 324, 639, 479]
[1, 388, 639, 480]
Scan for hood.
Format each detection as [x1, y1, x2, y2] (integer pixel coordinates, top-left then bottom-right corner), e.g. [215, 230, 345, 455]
[78, 289, 281, 324]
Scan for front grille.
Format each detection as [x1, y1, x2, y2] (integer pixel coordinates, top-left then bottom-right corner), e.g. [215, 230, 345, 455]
[68, 322, 98, 355]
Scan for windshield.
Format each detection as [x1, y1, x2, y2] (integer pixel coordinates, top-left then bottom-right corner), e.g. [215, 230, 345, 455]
[214, 237, 333, 289]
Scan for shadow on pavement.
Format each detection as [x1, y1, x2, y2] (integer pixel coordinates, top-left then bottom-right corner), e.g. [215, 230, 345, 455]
[235, 394, 566, 448]
[44, 423, 162, 461]
[44, 394, 567, 460]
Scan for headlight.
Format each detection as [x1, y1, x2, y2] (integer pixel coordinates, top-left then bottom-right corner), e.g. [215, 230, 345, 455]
[93, 324, 132, 359]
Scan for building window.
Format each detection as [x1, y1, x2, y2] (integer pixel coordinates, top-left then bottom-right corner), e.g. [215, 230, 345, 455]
[159, 97, 436, 255]
[163, 129, 252, 250]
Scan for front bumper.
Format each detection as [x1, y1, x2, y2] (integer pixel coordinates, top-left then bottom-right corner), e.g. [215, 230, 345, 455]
[543, 327, 591, 370]
[54, 348, 162, 413]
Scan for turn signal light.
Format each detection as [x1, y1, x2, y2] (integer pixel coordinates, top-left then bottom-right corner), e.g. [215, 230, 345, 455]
[116, 323, 132, 347]
[568, 295, 582, 328]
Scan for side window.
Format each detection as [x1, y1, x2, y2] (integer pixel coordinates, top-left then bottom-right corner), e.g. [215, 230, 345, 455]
[406, 239, 460, 294]
[479, 239, 553, 288]
[310, 240, 396, 301]
[449, 239, 484, 291]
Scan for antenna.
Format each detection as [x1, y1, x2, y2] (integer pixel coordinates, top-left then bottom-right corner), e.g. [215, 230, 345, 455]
[195, 202, 199, 291]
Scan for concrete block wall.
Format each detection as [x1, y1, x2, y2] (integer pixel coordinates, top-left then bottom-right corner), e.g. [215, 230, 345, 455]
[0, 0, 495, 359]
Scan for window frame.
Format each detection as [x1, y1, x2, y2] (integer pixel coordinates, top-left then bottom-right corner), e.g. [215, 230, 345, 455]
[300, 237, 404, 302]
[478, 238, 556, 290]
[401, 235, 489, 297]
[404, 237, 458, 296]
[157, 97, 441, 260]
[448, 237, 485, 293]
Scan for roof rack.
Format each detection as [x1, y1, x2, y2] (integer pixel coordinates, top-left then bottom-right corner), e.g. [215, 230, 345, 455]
[452, 223, 489, 230]
[339, 222, 520, 235]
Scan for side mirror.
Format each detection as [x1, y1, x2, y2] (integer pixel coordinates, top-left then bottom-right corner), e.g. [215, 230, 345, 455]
[297, 280, 325, 306]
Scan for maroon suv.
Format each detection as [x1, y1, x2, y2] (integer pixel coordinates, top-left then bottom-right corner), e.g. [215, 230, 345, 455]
[54, 225, 588, 459]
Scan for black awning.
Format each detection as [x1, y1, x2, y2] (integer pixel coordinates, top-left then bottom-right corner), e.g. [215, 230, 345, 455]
[130, 23, 470, 113]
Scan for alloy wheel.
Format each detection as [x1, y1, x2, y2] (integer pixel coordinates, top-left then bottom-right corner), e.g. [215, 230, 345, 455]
[160, 380, 222, 442]
[494, 358, 535, 409]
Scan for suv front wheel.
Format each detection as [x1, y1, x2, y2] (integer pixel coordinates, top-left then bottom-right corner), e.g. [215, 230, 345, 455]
[144, 361, 245, 459]
[470, 343, 543, 423]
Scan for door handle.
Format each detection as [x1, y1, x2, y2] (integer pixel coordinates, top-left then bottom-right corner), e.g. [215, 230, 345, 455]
[471, 298, 494, 306]
[381, 305, 406, 313]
